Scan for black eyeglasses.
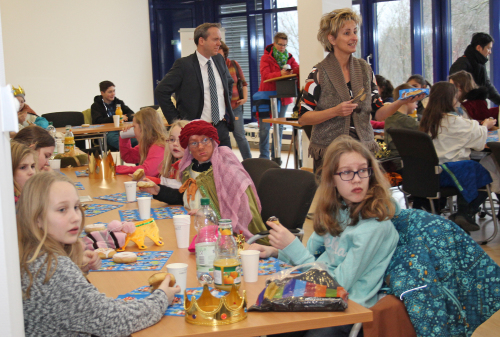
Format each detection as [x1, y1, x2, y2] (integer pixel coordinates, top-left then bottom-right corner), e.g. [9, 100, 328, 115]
[334, 168, 372, 181]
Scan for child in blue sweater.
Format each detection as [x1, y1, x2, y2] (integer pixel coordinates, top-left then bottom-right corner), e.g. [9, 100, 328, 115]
[249, 135, 400, 336]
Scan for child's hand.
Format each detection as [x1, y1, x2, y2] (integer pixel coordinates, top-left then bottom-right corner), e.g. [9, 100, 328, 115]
[267, 221, 296, 250]
[122, 124, 133, 132]
[158, 275, 181, 305]
[81, 250, 101, 273]
[188, 209, 198, 216]
[482, 118, 496, 130]
[138, 178, 160, 195]
[247, 244, 278, 258]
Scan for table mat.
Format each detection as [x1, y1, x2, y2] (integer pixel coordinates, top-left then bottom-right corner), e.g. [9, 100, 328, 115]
[92, 250, 173, 272]
[74, 182, 85, 190]
[119, 206, 188, 222]
[84, 204, 122, 217]
[96, 191, 152, 203]
[75, 170, 89, 177]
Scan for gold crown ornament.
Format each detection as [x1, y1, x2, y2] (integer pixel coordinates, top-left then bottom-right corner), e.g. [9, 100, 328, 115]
[12, 85, 25, 97]
[185, 284, 247, 326]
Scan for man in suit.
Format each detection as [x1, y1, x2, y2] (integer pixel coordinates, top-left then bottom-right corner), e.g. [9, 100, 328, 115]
[155, 23, 235, 148]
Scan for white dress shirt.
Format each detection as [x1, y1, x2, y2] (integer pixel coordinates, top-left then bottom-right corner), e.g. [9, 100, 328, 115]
[196, 51, 226, 123]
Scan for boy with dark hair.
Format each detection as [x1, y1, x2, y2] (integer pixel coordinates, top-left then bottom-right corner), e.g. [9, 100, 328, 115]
[449, 32, 499, 105]
[91, 81, 136, 150]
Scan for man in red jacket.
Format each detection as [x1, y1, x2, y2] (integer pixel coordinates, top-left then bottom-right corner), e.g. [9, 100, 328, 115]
[258, 32, 299, 160]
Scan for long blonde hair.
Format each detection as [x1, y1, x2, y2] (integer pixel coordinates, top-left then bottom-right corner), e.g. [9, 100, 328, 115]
[314, 136, 395, 237]
[134, 107, 167, 165]
[159, 120, 189, 179]
[17, 172, 84, 299]
[11, 141, 37, 196]
[317, 8, 361, 52]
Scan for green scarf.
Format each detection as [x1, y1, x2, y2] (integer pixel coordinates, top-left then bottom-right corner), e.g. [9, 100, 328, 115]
[272, 46, 288, 69]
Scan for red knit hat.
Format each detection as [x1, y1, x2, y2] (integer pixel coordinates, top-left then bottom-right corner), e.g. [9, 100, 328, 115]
[179, 120, 220, 149]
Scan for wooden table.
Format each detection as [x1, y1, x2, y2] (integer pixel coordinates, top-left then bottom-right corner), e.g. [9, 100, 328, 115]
[64, 167, 373, 336]
[262, 117, 303, 169]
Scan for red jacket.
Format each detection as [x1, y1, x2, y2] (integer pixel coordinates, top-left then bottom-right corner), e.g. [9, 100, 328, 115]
[461, 87, 499, 122]
[258, 44, 299, 106]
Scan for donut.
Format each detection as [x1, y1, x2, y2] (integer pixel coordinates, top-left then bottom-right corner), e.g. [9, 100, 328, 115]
[95, 248, 116, 259]
[137, 181, 155, 188]
[84, 223, 106, 233]
[132, 169, 145, 181]
[267, 216, 280, 225]
[112, 252, 137, 264]
[81, 124, 90, 128]
[148, 272, 176, 292]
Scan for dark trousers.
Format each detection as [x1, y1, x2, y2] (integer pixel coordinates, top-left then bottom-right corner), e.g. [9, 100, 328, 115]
[214, 120, 232, 149]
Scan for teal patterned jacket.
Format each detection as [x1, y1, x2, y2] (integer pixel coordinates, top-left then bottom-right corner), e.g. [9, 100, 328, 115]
[386, 209, 500, 336]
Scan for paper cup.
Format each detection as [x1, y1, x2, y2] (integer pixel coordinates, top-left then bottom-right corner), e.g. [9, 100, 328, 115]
[240, 250, 260, 283]
[113, 115, 120, 127]
[173, 214, 190, 225]
[174, 222, 190, 248]
[120, 127, 135, 139]
[137, 197, 152, 220]
[124, 181, 137, 202]
[49, 159, 61, 170]
[167, 263, 188, 294]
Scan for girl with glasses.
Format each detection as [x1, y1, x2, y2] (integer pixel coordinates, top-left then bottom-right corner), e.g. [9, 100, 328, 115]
[249, 135, 399, 336]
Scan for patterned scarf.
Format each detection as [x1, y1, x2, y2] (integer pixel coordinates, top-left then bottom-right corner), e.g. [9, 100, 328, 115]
[272, 46, 288, 68]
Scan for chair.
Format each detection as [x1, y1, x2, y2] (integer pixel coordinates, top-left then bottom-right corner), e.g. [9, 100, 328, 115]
[242, 158, 280, 190]
[247, 168, 317, 244]
[386, 128, 459, 214]
[43, 111, 85, 128]
[81, 108, 92, 125]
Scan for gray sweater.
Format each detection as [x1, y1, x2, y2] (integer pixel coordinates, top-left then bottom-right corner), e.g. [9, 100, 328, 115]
[22, 255, 168, 337]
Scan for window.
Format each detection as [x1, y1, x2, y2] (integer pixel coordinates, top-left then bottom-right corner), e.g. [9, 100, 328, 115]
[276, 11, 299, 63]
[352, 4, 362, 60]
[422, 0, 433, 84]
[375, 0, 412, 86]
[451, 0, 490, 76]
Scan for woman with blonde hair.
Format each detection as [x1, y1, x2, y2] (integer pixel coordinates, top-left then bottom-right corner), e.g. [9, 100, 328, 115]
[116, 107, 167, 177]
[18, 172, 179, 336]
[298, 8, 425, 173]
[249, 136, 399, 336]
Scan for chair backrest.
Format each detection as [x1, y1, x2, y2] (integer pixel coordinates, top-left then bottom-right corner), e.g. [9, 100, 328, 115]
[81, 109, 92, 125]
[258, 168, 317, 230]
[387, 128, 441, 198]
[43, 111, 85, 128]
[242, 158, 280, 190]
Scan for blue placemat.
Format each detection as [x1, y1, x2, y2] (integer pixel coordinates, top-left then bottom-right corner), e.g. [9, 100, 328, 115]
[96, 192, 152, 203]
[92, 250, 173, 272]
[84, 204, 122, 217]
[75, 170, 89, 177]
[117, 286, 227, 316]
[72, 124, 104, 129]
[119, 206, 188, 222]
[258, 257, 299, 275]
[487, 130, 498, 143]
[75, 182, 85, 190]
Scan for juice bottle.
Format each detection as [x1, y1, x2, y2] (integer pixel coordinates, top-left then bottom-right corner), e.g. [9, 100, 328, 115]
[194, 198, 219, 280]
[115, 104, 124, 126]
[64, 126, 75, 153]
[213, 219, 241, 291]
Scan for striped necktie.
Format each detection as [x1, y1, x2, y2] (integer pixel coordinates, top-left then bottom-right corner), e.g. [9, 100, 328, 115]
[207, 59, 220, 124]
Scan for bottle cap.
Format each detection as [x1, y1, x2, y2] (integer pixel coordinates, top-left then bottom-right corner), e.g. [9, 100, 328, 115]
[201, 198, 210, 206]
[117, 103, 121, 107]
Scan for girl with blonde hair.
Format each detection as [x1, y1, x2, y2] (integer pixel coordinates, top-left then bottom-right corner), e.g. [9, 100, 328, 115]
[18, 172, 180, 336]
[11, 141, 37, 202]
[249, 136, 399, 336]
[116, 107, 167, 177]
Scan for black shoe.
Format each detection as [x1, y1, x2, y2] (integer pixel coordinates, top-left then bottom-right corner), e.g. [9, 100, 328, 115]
[449, 213, 480, 232]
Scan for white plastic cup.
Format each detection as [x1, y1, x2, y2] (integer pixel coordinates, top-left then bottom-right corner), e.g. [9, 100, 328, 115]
[174, 222, 190, 249]
[167, 263, 188, 294]
[240, 250, 260, 283]
[113, 115, 120, 127]
[137, 197, 152, 220]
[120, 127, 135, 139]
[173, 214, 190, 225]
[49, 159, 61, 170]
[124, 181, 137, 202]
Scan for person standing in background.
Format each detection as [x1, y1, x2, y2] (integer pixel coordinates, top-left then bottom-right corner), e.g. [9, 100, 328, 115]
[449, 32, 500, 106]
[258, 32, 299, 160]
[91, 81, 136, 151]
[218, 41, 252, 160]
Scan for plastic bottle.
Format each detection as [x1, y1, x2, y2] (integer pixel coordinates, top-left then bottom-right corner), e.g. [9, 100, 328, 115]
[115, 104, 124, 126]
[64, 126, 75, 153]
[47, 121, 56, 139]
[213, 219, 241, 291]
[194, 198, 219, 280]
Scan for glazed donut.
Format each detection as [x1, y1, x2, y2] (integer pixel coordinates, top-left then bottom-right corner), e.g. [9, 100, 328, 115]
[137, 181, 155, 188]
[267, 216, 280, 225]
[84, 223, 106, 233]
[132, 169, 145, 181]
[112, 252, 137, 264]
[95, 248, 116, 259]
[148, 272, 176, 292]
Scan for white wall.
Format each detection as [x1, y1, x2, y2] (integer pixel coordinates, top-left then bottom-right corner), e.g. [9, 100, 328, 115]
[0, 0, 153, 115]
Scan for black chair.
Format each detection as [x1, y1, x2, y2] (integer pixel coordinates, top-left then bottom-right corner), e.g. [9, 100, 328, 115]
[242, 158, 280, 190]
[247, 168, 317, 244]
[387, 128, 459, 214]
[43, 111, 84, 128]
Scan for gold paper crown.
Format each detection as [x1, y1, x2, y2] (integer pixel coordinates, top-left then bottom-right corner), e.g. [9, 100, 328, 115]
[185, 284, 247, 326]
[12, 85, 25, 96]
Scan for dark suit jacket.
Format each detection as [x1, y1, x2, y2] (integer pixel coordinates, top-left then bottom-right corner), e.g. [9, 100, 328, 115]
[155, 52, 235, 130]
